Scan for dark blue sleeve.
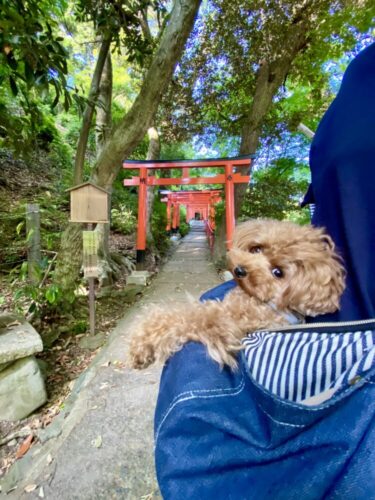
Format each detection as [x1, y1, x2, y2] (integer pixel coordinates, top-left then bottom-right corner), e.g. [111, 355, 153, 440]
[200, 279, 237, 302]
[154, 344, 375, 500]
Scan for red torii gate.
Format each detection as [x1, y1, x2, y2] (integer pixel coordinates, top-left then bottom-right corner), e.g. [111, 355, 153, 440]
[123, 156, 253, 265]
[161, 190, 222, 232]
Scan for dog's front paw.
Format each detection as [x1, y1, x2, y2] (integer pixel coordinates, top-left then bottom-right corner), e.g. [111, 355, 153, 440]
[128, 341, 155, 369]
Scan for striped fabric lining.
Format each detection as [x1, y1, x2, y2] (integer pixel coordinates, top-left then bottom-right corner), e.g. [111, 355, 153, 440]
[243, 330, 375, 403]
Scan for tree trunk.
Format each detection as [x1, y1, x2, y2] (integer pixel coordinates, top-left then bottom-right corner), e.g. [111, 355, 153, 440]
[56, 0, 201, 291]
[146, 126, 160, 244]
[54, 223, 83, 291]
[95, 52, 114, 287]
[234, 10, 312, 216]
[74, 36, 111, 185]
[214, 3, 314, 263]
[91, 0, 202, 189]
[96, 52, 113, 157]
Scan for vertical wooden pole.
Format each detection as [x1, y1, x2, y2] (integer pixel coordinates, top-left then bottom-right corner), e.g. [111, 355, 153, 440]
[136, 167, 147, 268]
[89, 276, 95, 335]
[225, 163, 235, 249]
[87, 223, 95, 336]
[26, 204, 41, 283]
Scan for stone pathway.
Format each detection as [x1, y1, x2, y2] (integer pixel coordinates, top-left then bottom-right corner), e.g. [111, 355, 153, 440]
[2, 223, 221, 499]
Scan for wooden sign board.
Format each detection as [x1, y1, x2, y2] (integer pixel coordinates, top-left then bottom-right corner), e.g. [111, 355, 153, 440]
[67, 182, 109, 223]
[83, 230, 99, 278]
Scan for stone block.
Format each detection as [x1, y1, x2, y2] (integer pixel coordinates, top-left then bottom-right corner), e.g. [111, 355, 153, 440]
[0, 313, 43, 364]
[0, 356, 47, 421]
[127, 271, 151, 286]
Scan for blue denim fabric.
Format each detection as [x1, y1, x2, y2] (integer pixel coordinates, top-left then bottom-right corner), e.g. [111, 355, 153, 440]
[155, 343, 375, 499]
[200, 279, 237, 302]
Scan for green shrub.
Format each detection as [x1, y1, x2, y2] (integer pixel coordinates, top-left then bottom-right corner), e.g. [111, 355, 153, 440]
[111, 205, 137, 234]
[240, 160, 309, 223]
[179, 222, 190, 237]
[151, 197, 171, 256]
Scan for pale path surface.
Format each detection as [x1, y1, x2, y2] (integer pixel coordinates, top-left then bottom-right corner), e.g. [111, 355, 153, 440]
[2, 223, 221, 500]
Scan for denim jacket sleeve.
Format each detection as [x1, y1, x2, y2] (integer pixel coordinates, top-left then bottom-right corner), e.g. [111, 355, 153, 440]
[154, 342, 375, 500]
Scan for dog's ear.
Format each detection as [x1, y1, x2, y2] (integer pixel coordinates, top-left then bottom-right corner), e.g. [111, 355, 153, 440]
[278, 235, 346, 316]
[320, 233, 335, 251]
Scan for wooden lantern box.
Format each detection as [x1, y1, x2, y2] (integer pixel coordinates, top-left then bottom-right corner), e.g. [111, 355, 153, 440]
[67, 182, 109, 223]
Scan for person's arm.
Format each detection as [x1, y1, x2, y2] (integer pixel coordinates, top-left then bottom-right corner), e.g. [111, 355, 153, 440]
[154, 342, 249, 499]
[155, 280, 248, 498]
[199, 279, 237, 302]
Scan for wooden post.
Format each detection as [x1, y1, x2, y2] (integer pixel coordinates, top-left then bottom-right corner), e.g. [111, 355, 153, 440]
[136, 167, 148, 268]
[86, 223, 96, 335]
[225, 163, 235, 249]
[26, 204, 41, 283]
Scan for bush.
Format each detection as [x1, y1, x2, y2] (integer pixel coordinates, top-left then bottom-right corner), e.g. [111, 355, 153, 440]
[151, 197, 171, 256]
[111, 205, 137, 234]
[179, 222, 190, 237]
[240, 160, 309, 223]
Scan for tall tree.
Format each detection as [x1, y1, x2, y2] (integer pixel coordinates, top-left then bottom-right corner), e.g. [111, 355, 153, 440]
[95, 52, 114, 287]
[162, 1, 373, 160]
[73, 35, 112, 184]
[96, 52, 113, 157]
[55, 0, 202, 291]
[159, 0, 374, 236]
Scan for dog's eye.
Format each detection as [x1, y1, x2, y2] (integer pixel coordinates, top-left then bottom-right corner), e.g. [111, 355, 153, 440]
[249, 246, 262, 254]
[272, 267, 283, 279]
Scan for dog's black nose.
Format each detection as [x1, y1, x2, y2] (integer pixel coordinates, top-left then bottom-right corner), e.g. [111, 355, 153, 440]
[234, 266, 247, 278]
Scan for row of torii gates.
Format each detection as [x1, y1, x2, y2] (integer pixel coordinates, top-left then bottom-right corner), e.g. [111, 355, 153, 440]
[123, 156, 254, 264]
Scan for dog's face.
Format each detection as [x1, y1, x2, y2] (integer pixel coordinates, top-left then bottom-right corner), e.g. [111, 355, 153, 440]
[227, 219, 345, 317]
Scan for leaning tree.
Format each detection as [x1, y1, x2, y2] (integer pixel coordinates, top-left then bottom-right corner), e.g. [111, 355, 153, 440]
[54, 0, 202, 292]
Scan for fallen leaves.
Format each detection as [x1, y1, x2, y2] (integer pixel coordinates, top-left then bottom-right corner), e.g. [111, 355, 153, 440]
[15, 434, 34, 459]
[24, 483, 37, 493]
[91, 435, 103, 448]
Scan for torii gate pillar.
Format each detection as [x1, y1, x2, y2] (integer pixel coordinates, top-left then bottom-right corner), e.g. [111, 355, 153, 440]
[225, 163, 235, 247]
[136, 167, 147, 266]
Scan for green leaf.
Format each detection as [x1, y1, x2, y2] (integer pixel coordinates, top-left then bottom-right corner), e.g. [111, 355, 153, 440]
[26, 228, 35, 242]
[45, 287, 56, 304]
[16, 221, 25, 235]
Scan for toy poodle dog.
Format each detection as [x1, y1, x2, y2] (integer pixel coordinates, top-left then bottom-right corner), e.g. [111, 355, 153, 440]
[128, 219, 345, 370]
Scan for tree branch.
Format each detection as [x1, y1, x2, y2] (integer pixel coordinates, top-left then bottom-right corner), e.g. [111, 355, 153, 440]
[92, 0, 202, 189]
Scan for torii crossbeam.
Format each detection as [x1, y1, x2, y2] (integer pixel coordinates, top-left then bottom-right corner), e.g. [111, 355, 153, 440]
[123, 156, 253, 265]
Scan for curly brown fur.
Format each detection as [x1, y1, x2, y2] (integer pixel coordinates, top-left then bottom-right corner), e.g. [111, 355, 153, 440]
[128, 219, 346, 370]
